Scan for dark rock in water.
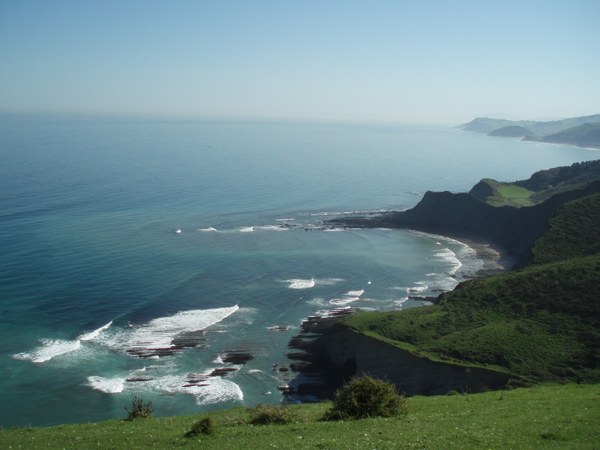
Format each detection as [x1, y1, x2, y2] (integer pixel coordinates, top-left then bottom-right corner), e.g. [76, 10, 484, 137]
[125, 377, 154, 382]
[126, 347, 178, 358]
[185, 373, 209, 384]
[209, 367, 238, 377]
[126, 331, 207, 358]
[278, 366, 289, 372]
[221, 349, 255, 364]
[286, 351, 317, 362]
[289, 362, 315, 373]
[171, 330, 207, 349]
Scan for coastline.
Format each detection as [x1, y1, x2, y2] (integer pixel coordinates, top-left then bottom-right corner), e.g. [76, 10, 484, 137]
[454, 237, 515, 276]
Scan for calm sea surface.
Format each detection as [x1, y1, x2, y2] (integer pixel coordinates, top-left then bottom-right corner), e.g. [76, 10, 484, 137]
[0, 115, 597, 427]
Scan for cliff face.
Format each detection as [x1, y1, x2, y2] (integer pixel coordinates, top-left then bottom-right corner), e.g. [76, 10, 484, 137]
[353, 181, 600, 268]
[320, 325, 509, 395]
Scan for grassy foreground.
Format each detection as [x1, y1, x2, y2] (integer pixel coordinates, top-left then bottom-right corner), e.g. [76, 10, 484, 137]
[1, 384, 599, 449]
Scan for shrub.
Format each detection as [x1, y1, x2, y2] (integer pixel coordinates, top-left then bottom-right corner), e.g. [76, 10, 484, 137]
[185, 416, 214, 437]
[323, 375, 407, 420]
[248, 404, 297, 425]
[124, 396, 153, 421]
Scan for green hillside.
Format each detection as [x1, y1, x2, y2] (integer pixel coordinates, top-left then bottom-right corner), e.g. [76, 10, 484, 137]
[469, 160, 600, 206]
[345, 254, 600, 384]
[468, 178, 535, 207]
[1, 384, 598, 449]
[540, 122, 600, 149]
[533, 192, 600, 264]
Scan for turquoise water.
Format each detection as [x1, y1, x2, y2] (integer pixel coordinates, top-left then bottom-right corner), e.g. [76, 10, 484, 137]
[0, 116, 597, 427]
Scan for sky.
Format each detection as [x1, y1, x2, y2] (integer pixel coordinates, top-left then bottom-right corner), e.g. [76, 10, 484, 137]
[1, 0, 599, 124]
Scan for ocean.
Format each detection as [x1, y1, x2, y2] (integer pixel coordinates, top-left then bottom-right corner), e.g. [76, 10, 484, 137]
[0, 115, 597, 427]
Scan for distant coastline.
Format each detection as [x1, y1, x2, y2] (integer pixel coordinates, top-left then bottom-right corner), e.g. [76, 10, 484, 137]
[458, 114, 600, 150]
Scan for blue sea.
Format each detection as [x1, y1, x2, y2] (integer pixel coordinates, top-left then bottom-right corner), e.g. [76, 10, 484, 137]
[1, 115, 597, 427]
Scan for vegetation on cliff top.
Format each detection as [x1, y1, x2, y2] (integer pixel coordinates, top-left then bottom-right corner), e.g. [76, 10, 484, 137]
[533, 192, 600, 264]
[1, 384, 598, 449]
[469, 159, 600, 206]
[339, 159, 600, 386]
[345, 254, 600, 384]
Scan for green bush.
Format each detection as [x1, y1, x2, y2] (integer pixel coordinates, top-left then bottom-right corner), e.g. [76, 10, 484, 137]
[248, 404, 298, 425]
[323, 375, 407, 420]
[124, 396, 153, 421]
[185, 416, 214, 437]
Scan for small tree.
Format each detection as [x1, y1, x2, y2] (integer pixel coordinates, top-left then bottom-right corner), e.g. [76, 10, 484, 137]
[185, 416, 215, 437]
[248, 404, 298, 425]
[323, 375, 407, 420]
[124, 396, 153, 421]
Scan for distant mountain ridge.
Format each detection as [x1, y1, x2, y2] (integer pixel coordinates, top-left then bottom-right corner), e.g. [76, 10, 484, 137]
[459, 114, 600, 148]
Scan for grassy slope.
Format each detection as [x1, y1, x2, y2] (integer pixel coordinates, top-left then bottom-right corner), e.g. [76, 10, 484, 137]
[1, 384, 599, 449]
[345, 254, 600, 384]
[475, 178, 535, 207]
[469, 160, 600, 207]
[533, 193, 600, 264]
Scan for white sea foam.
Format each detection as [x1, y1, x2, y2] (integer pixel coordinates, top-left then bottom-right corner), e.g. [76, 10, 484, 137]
[175, 229, 182, 234]
[394, 297, 409, 308]
[126, 305, 239, 352]
[329, 289, 365, 305]
[187, 378, 244, 405]
[13, 338, 82, 363]
[435, 248, 462, 275]
[14, 320, 116, 363]
[329, 297, 360, 305]
[307, 297, 327, 307]
[78, 321, 113, 341]
[317, 277, 345, 286]
[98, 305, 239, 355]
[139, 373, 243, 405]
[408, 283, 428, 293]
[255, 225, 289, 232]
[286, 278, 315, 289]
[199, 227, 218, 232]
[345, 290, 364, 297]
[240, 226, 254, 233]
[87, 376, 125, 394]
[276, 218, 295, 222]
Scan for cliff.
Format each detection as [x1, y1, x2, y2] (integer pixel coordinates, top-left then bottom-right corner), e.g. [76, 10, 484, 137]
[285, 314, 509, 400]
[318, 325, 508, 395]
[338, 180, 600, 268]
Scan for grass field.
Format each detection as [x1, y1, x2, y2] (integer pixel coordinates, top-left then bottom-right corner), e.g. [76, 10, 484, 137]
[478, 179, 535, 207]
[1, 384, 598, 449]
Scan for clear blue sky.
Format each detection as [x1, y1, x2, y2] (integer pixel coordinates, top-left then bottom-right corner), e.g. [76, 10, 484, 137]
[1, 0, 599, 124]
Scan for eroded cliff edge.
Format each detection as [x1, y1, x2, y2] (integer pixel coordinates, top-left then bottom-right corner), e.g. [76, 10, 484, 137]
[285, 314, 509, 400]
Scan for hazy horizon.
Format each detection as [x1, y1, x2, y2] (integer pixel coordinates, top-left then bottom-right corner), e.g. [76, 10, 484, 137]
[1, 1, 599, 124]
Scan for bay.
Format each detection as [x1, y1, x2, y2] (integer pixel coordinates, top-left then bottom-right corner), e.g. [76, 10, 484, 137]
[0, 115, 597, 426]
